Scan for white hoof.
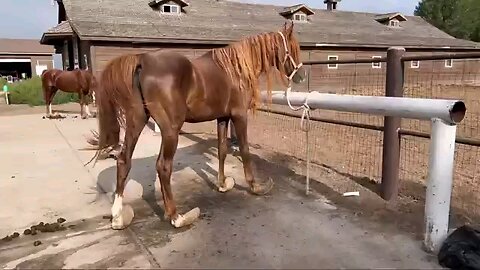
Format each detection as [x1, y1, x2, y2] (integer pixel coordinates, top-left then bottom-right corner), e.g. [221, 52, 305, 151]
[171, 207, 200, 228]
[218, 177, 235, 193]
[111, 204, 134, 230]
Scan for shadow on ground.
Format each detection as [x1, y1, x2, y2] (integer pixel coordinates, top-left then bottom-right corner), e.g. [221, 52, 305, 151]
[95, 131, 466, 242]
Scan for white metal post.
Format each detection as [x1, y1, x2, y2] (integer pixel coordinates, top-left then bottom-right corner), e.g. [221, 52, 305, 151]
[424, 118, 457, 253]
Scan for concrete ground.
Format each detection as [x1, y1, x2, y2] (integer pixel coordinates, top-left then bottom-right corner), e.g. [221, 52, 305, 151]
[0, 104, 442, 269]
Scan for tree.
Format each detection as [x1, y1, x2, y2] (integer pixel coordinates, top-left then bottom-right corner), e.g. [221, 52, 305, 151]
[414, 0, 480, 42]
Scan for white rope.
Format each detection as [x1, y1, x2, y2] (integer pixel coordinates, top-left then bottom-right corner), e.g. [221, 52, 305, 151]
[277, 30, 313, 195]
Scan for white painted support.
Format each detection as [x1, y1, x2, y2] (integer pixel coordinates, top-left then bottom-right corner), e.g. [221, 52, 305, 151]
[424, 118, 457, 253]
[263, 91, 466, 125]
[260, 90, 467, 254]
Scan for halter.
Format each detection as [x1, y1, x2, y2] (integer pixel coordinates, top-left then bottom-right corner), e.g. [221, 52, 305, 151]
[277, 31, 308, 113]
[277, 31, 303, 82]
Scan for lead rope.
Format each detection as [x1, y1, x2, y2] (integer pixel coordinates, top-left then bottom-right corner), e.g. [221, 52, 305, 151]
[277, 31, 313, 195]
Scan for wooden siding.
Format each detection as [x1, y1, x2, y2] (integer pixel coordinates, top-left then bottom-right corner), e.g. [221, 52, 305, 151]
[88, 43, 480, 92]
[91, 45, 202, 76]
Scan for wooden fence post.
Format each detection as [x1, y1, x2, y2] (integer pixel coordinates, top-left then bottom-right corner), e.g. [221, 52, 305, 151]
[380, 47, 405, 200]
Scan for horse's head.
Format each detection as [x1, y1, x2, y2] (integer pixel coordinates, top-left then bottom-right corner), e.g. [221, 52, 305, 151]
[277, 21, 306, 84]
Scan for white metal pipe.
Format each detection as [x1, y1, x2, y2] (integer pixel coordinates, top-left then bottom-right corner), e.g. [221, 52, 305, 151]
[424, 118, 457, 253]
[262, 91, 466, 125]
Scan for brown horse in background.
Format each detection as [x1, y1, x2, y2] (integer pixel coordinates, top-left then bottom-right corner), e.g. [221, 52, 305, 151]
[41, 68, 96, 119]
[87, 22, 306, 230]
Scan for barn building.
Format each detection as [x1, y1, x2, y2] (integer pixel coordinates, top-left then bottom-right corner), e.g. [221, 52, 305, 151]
[40, 0, 480, 90]
[0, 38, 54, 82]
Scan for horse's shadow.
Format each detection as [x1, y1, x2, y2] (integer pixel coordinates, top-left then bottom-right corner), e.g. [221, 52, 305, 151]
[96, 132, 246, 219]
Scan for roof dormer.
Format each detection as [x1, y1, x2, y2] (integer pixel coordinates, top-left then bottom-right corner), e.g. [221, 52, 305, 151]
[149, 0, 189, 15]
[375, 12, 407, 28]
[279, 4, 315, 23]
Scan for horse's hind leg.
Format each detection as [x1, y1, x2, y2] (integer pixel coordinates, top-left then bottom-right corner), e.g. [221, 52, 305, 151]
[231, 113, 274, 195]
[111, 111, 148, 230]
[217, 118, 235, 192]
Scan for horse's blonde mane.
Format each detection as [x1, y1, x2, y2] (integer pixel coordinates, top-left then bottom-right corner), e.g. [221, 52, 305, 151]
[211, 29, 300, 110]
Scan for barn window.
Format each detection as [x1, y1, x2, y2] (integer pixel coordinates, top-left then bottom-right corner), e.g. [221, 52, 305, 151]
[389, 19, 400, 28]
[445, 59, 453, 68]
[327, 55, 338, 69]
[293, 13, 307, 22]
[411, 60, 420, 68]
[161, 3, 179, 14]
[371, 56, 382, 69]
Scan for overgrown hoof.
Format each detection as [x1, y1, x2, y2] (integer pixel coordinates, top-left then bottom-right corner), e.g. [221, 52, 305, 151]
[218, 177, 235, 193]
[250, 178, 274, 196]
[111, 204, 134, 230]
[170, 207, 200, 228]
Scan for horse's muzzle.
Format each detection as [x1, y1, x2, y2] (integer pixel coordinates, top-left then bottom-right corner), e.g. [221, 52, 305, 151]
[292, 66, 307, 84]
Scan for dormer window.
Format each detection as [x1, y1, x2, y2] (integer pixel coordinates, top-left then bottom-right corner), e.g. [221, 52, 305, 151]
[293, 12, 307, 22]
[389, 19, 399, 27]
[148, 0, 188, 15]
[279, 4, 314, 23]
[375, 12, 407, 28]
[161, 3, 179, 14]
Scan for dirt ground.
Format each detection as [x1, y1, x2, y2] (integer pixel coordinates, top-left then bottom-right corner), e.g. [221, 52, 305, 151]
[0, 102, 442, 268]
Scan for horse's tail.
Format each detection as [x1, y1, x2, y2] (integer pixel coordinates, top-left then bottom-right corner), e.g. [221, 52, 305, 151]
[85, 53, 141, 166]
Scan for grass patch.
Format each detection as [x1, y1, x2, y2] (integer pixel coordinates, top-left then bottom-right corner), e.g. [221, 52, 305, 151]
[5, 76, 79, 106]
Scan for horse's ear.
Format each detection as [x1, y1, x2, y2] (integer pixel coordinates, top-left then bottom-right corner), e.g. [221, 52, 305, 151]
[287, 21, 294, 36]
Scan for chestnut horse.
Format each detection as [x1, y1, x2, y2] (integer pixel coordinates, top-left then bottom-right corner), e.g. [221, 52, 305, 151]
[87, 22, 306, 230]
[41, 68, 96, 119]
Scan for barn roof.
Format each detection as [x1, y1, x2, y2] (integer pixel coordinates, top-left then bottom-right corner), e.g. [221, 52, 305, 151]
[46, 0, 480, 49]
[40, 21, 74, 44]
[0, 38, 54, 55]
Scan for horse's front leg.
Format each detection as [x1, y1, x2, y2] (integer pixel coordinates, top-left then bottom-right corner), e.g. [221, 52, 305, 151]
[231, 113, 274, 195]
[79, 92, 87, 119]
[84, 93, 93, 118]
[217, 118, 235, 192]
[156, 127, 200, 228]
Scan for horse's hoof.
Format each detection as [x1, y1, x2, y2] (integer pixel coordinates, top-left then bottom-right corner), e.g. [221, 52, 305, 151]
[81, 115, 88, 119]
[111, 204, 134, 230]
[218, 177, 235, 193]
[171, 207, 200, 228]
[251, 178, 274, 196]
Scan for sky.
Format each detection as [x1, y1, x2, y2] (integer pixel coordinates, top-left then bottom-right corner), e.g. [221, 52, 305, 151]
[0, 0, 420, 40]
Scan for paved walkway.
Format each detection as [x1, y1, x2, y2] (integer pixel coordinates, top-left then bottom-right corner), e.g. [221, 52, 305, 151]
[0, 110, 442, 269]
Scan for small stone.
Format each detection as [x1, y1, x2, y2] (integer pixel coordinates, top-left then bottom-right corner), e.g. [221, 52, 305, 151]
[31, 229, 37, 235]
[102, 215, 112, 220]
[67, 225, 75, 229]
[11, 232, 19, 238]
[57, 218, 66, 224]
[2, 236, 12, 242]
[33, 240, 42, 246]
[11, 176, 15, 179]
[24, 229, 32, 235]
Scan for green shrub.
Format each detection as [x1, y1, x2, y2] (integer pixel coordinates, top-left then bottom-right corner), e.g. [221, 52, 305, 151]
[7, 76, 79, 106]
